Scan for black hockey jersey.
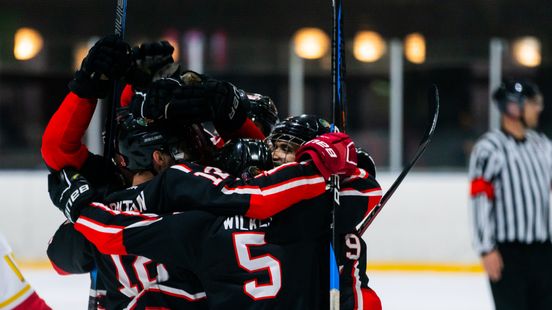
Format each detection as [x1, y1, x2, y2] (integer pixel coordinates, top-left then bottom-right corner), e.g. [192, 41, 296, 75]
[70, 163, 381, 309]
[48, 226, 207, 310]
[47, 186, 208, 310]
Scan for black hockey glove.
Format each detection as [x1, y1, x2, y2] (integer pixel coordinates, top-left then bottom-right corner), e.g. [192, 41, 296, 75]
[130, 78, 181, 119]
[48, 168, 97, 223]
[204, 79, 248, 132]
[69, 35, 132, 99]
[126, 40, 176, 89]
[130, 77, 212, 123]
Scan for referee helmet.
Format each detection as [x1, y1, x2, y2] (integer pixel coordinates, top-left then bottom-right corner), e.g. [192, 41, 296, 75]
[493, 80, 540, 113]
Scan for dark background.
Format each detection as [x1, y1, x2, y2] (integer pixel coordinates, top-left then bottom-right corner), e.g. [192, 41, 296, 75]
[1, 0, 551, 169]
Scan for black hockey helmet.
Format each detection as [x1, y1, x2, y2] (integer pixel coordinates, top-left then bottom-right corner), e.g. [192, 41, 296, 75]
[245, 92, 279, 136]
[214, 139, 274, 177]
[268, 114, 331, 146]
[493, 79, 540, 113]
[116, 108, 186, 172]
[356, 147, 377, 177]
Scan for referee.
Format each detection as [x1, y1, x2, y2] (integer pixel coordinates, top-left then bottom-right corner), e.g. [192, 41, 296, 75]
[469, 79, 552, 310]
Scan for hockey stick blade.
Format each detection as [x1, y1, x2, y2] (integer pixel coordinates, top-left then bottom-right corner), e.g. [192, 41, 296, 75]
[356, 85, 440, 236]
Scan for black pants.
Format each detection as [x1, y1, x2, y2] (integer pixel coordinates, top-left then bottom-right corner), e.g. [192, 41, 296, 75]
[490, 242, 552, 310]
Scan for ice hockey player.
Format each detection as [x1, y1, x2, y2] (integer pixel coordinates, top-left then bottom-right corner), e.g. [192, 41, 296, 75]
[42, 35, 271, 309]
[48, 130, 359, 309]
[268, 114, 382, 309]
[46, 116, 209, 308]
[42, 36, 205, 309]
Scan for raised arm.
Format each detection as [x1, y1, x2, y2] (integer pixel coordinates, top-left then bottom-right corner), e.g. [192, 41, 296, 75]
[41, 35, 132, 171]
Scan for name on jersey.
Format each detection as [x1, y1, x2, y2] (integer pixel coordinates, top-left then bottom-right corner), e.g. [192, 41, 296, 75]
[223, 215, 271, 231]
[109, 191, 147, 212]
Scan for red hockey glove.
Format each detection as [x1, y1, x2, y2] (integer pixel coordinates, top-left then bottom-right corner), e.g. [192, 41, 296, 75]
[295, 132, 357, 179]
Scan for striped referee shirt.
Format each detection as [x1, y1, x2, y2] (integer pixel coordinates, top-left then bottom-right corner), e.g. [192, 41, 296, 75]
[469, 129, 552, 254]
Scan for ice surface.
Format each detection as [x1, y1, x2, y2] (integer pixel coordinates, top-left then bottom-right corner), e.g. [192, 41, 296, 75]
[370, 271, 494, 310]
[23, 269, 494, 310]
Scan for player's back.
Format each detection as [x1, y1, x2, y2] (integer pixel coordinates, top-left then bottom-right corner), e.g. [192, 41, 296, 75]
[48, 186, 207, 310]
[161, 194, 332, 309]
[98, 187, 208, 309]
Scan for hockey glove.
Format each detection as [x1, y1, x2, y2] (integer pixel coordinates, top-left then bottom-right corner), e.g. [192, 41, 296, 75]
[48, 168, 97, 223]
[126, 40, 176, 89]
[69, 35, 132, 99]
[130, 78, 181, 119]
[130, 78, 212, 123]
[295, 132, 358, 179]
[204, 79, 248, 132]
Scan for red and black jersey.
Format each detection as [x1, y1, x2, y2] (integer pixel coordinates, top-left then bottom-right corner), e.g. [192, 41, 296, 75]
[47, 159, 327, 309]
[74, 204, 330, 309]
[47, 192, 207, 310]
[41, 88, 266, 310]
[70, 165, 381, 309]
[338, 169, 383, 310]
[339, 233, 380, 310]
[111, 161, 327, 219]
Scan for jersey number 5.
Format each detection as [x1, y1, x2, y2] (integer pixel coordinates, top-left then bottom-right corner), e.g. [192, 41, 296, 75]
[232, 232, 282, 300]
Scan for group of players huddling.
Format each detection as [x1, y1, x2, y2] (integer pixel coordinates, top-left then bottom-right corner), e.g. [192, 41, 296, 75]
[42, 35, 383, 309]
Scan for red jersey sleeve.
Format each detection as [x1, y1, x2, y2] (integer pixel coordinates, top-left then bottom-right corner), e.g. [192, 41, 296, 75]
[157, 161, 327, 219]
[41, 92, 97, 171]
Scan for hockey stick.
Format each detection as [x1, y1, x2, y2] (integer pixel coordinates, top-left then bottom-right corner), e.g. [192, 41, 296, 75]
[330, 0, 346, 309]
[356, 85, 440, 237]
[103, 0, 128, 161]
[89, 2, 127, 309]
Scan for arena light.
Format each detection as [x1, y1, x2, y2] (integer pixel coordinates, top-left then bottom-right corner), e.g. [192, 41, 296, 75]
[293, 28, 330, 59]
[14, 27, 44, 60]
[404, 32, 426, 64]
[353, 31, 386, 62]
[512, 36, 541, 67]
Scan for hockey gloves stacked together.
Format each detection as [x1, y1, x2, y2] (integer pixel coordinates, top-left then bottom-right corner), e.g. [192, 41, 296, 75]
[69, 36, 178, 99]
[296, 132, 358, 179]
[48, 168, 96, 223]
[130, 76, 247, 131]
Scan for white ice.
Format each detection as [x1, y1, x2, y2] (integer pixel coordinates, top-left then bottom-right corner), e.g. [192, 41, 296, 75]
[23, 268, 494, 310]
[370, 271, 494, 310]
